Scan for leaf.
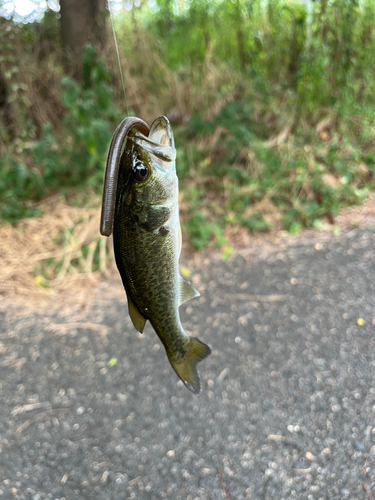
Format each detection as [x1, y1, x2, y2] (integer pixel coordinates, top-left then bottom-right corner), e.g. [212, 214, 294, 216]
[181, 267, 192, 278]
[107, 357, 117, 368]
[289, 222, 302, 235]
[222, 246, 234, 261]
[34, 275, 47, 288]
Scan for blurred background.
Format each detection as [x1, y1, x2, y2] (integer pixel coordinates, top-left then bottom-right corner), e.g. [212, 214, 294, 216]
[0, 0, 375, 295]
[1, 3, 375, 499]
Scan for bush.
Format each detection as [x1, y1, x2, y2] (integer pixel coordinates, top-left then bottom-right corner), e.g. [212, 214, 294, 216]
[0, 46, 122, 221]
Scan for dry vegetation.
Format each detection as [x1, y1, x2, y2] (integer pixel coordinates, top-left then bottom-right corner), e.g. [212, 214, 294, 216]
[0, 194, 107, 297]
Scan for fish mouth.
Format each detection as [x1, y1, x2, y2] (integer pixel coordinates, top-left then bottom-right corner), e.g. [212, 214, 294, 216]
[100, 116, 176, 238]
[129, 116, 176, 171]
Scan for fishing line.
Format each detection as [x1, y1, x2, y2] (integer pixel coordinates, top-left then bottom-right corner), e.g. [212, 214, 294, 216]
[108, 0, 129, 115]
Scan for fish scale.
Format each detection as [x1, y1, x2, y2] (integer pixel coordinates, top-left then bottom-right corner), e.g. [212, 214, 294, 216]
[114, 210, 185, 356]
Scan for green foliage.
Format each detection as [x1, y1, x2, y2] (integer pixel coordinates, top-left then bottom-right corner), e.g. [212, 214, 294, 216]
[1, 0, 375, 251]
[178, 94, 374, 245]
[0, 46, 122, 221]
[185, 210, 228, 251]
[59, 46, 122, 189]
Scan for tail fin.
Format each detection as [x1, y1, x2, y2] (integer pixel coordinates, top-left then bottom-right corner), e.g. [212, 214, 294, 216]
[168, 337, 211, 394]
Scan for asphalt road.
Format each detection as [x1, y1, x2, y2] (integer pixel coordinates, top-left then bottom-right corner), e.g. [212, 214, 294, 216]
[0, 228, 375, 500]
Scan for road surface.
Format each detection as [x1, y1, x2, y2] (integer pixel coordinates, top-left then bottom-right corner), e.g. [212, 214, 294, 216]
[0, 228, 374, 499]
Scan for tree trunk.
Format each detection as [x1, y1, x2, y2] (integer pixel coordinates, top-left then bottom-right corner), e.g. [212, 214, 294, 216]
[237, 27, 248, 72]
[0, 70, 16, 142]
[59, 0, 107, 80]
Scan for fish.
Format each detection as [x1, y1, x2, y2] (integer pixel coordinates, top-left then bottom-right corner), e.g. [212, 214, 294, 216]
[100, 116, 211, 393]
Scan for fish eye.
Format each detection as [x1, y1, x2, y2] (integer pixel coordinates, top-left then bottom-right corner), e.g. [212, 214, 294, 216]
[133, 161, 149, 182]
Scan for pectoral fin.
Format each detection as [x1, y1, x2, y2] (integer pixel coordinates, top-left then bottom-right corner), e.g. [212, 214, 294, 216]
[179, 275, 200, 306]
[128, 295, 147, 333]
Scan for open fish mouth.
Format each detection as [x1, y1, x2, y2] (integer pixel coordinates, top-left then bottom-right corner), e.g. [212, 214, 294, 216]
[129, 117, 176, 167]
[100, 116, 176, 237]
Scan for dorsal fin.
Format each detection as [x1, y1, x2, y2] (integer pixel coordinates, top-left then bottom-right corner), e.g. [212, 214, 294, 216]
[179, 275, 200, 307]
[127, 295, 147, 333]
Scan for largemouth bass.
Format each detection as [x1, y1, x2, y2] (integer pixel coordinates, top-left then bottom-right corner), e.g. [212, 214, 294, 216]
[100, 116, 211, 393]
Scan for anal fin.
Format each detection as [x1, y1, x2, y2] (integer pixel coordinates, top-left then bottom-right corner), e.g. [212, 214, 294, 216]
[179, 275, 200, 307]
[128, 295, 147, 333]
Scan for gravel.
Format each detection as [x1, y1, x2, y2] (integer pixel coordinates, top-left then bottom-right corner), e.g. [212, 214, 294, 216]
[0, 228, 374, 499]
